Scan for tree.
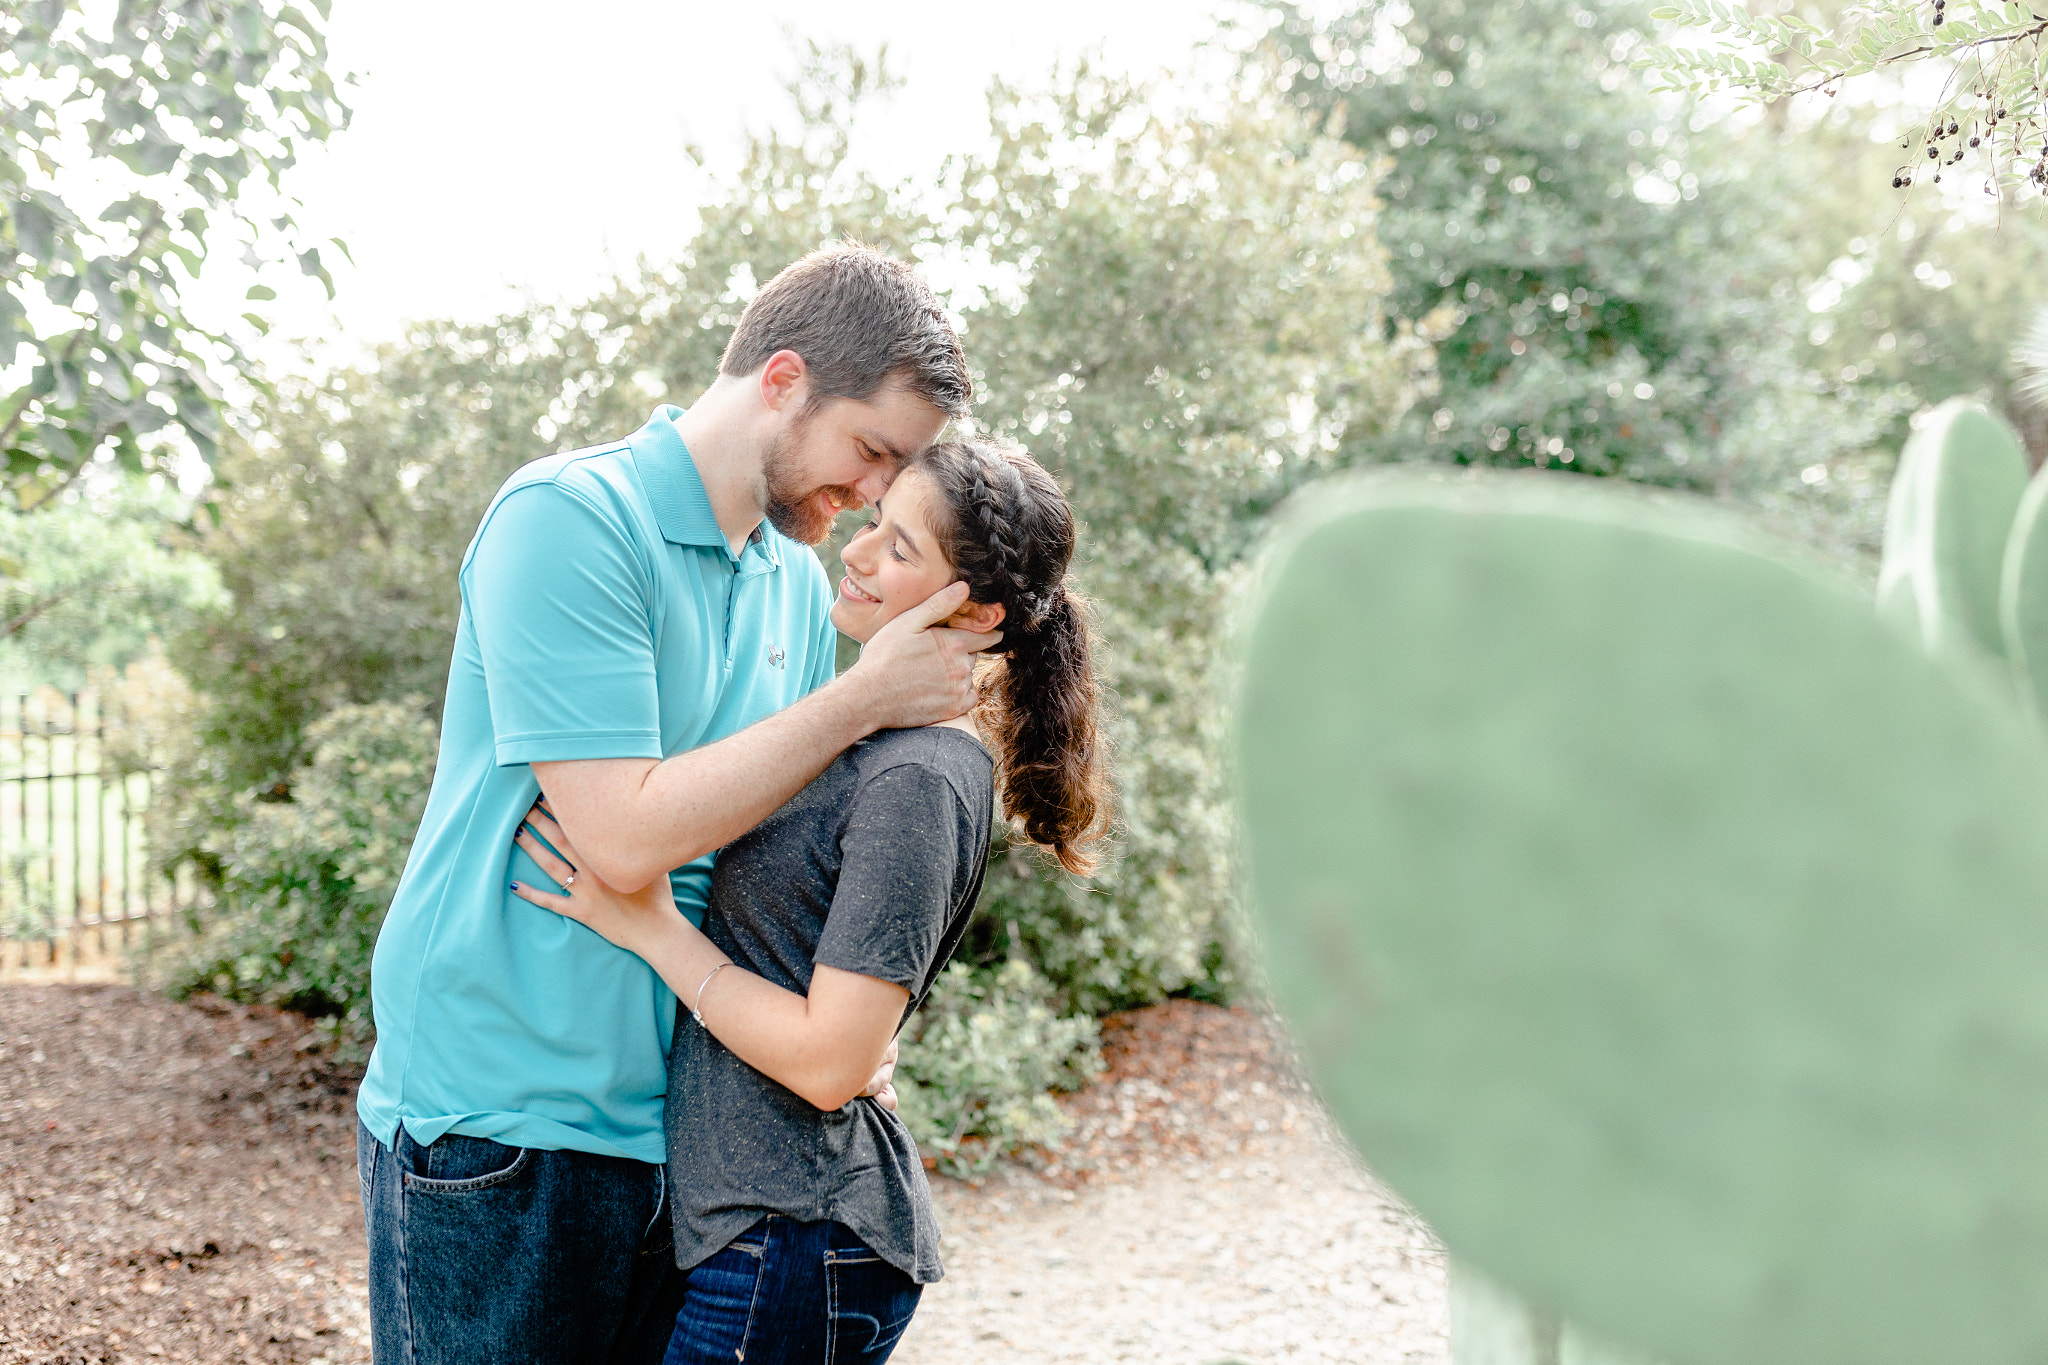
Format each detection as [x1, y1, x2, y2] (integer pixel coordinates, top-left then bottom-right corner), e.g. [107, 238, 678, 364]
[1260, 0, 1905, 565]
[2, 0, 349, 508]
[0, 473, 221, 684]
[952, 65, 1427, 1008]
[1640, 0, 2048, 201]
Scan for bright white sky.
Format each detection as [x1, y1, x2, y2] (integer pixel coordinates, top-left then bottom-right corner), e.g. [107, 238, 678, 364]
[221, 0, 1257, 355]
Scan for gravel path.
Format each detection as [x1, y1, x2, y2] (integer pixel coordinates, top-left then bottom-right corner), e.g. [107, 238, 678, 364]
[0, 984, 1446, 1365]
[897, 1001, 1449, 1364]
[900, 1135, 1447, 1364]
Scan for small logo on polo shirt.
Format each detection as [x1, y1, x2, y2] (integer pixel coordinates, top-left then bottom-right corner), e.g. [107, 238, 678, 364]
[767, 645, 786, 669]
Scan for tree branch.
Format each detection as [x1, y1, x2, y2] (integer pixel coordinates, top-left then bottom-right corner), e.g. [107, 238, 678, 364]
[1, 586, 74, 640]
[1775, 19, 2048, 101]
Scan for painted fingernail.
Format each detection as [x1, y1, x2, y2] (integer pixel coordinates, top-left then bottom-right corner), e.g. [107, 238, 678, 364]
[509, 882, 521, 891]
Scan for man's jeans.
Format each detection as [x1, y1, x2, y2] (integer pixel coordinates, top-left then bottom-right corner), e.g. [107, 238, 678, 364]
[358, 1119, 684, 1364]
[663, 1216, 922, 1365]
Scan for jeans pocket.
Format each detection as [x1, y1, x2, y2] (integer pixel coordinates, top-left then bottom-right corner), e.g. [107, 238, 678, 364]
[823, 1251, 921, 1363]
[401, 1138, 530, 1194]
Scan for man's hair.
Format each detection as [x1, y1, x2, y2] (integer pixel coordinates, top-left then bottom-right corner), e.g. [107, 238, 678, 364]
[719, 242, 971, 421]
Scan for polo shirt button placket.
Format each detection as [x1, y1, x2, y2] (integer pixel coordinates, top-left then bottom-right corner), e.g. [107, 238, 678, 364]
[723, 557, 739, 675]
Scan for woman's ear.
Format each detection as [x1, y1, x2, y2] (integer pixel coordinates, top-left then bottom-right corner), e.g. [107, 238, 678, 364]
[948, 598, 1006, 633]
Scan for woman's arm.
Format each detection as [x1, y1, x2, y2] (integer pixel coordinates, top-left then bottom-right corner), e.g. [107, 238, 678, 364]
[511, 804, 907, 1112]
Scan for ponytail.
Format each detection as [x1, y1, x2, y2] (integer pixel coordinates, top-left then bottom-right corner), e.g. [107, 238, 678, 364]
[916, 440, 1111, 876]
[978, 586, 1109, 875]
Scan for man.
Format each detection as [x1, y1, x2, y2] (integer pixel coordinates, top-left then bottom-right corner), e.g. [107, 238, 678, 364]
[355, 244, 993, 1362]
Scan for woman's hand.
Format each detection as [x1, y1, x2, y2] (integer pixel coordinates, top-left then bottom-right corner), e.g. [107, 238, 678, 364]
[511, 800, 687, 961]
[513, 798, 904, 1113]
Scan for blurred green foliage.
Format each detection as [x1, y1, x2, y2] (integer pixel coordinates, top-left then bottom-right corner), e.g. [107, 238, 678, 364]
[1261, 0, 1969, 568]
[2, 0, 349, 507]
[0, 473, 222, 688]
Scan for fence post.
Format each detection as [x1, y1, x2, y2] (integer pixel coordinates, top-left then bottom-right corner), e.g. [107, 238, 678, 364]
[94, 690, 106, 953]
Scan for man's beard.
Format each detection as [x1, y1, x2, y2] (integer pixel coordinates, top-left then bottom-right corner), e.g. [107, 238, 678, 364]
[761, 420, 856, 546]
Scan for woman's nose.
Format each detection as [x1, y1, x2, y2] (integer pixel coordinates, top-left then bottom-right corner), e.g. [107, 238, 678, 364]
[841, 524, 876, 572]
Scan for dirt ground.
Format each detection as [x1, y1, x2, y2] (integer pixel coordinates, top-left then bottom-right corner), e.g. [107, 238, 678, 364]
[0, 983, 367, 1364]
[0, 983, 1446, 1365]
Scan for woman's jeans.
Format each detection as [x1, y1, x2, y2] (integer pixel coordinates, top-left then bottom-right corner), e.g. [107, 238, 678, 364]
[357, 1119, 684, 1364]
[664, 1216, 923, 1365]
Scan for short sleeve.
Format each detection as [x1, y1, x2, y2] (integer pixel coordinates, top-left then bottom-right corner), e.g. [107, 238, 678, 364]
[464, 483, 665, 766]
[813, 764, 965, 991]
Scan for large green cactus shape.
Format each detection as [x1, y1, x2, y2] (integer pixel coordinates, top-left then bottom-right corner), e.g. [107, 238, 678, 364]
[1875, 397, 2028, 660]
[1237, 469, 2048, 1365]
[1999, 465, 2048, 718]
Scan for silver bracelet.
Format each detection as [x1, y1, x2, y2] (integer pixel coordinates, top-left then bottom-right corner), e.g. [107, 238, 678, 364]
[690, 962, 731, 1027]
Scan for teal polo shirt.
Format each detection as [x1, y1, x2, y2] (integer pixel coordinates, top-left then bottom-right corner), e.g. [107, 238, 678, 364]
[356, 406, 838, 1162]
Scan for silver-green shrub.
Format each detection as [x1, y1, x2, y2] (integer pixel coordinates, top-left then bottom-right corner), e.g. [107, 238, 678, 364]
[893, 959, 1104, 1176]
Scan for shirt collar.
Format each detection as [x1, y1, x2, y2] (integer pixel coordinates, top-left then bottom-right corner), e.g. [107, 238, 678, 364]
[627, 405, 785, 571]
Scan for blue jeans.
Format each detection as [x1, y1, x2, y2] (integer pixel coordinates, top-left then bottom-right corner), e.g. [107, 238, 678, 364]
[664, 1216, 923, 1365]
[358, 1119, 684, 1364]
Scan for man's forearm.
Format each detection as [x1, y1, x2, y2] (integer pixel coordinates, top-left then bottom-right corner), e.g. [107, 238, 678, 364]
[534, 674, 876, 892]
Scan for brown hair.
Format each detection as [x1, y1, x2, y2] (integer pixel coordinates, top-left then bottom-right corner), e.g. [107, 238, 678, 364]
[918, 439, 1110, 875]
[719, 241, 972, 422]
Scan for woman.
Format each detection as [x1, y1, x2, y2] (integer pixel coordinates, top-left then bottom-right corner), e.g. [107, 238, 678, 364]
[509, 437, 1107, 1365]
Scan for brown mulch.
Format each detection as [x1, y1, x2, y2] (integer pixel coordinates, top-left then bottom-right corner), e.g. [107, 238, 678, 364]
[0, 983, 367, 1365]
[1032, 998, 1322, 1184]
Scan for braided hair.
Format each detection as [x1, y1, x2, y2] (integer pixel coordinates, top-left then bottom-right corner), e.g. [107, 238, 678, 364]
[917, 439, 1109, 875]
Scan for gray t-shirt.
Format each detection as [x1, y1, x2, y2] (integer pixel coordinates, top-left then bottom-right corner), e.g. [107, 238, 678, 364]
[665, 725, 994, 1283]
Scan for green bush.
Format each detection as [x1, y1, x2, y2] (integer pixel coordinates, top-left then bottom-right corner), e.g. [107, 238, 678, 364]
[0, 844, 57, 943]
[149, 699, 437, 1050]
[893, 959, 1104, 1176]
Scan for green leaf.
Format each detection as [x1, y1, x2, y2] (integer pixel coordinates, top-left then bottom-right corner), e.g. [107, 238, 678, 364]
[12, 199, 55, 262]
[245, 284, 277, 301]
[0, 291, 24, 361]
[297, 246, 335, 300]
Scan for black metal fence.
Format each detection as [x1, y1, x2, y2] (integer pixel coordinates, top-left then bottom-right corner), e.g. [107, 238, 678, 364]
[0, 687, 190, 969]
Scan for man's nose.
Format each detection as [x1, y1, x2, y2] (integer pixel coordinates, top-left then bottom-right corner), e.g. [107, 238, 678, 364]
[854, 466, 897, 507]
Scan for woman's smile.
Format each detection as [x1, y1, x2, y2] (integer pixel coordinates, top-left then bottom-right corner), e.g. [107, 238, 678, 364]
[839, 575, 882, 605]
